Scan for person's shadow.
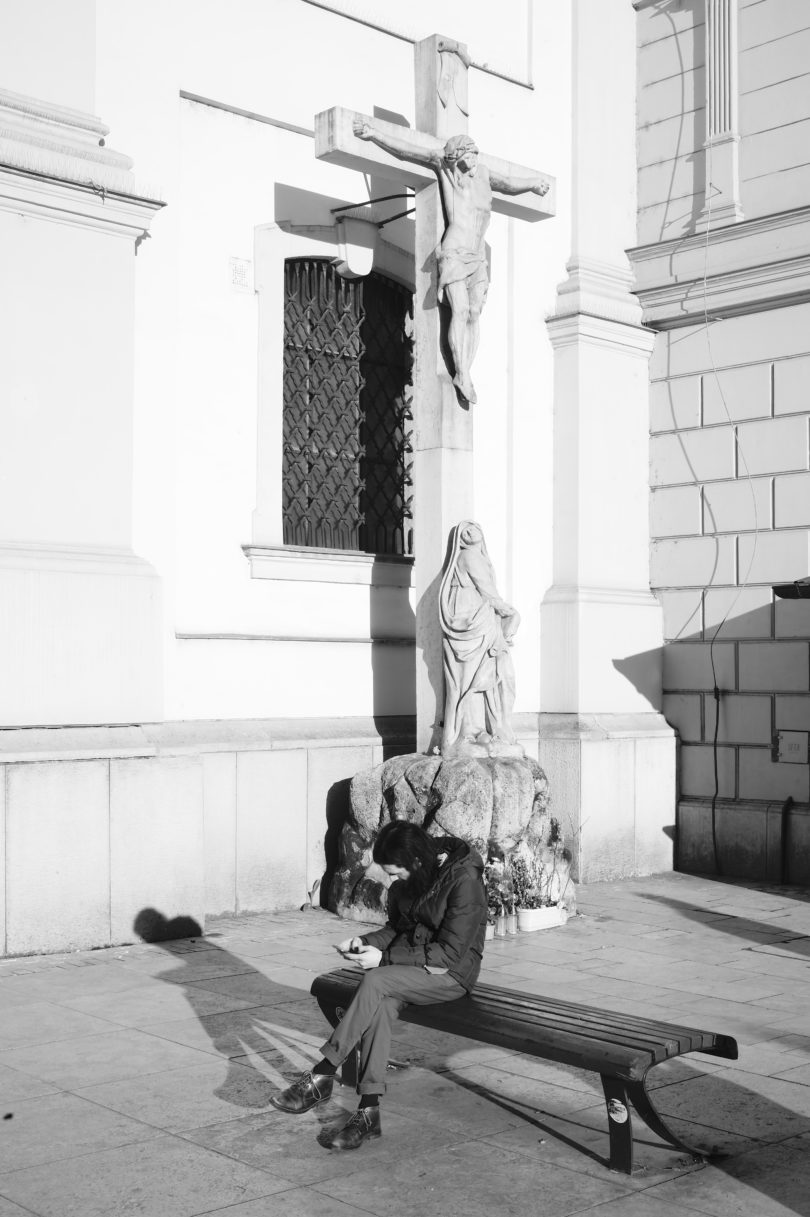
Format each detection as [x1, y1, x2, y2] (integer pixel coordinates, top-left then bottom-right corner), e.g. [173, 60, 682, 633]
[132, 907, 345, 1129]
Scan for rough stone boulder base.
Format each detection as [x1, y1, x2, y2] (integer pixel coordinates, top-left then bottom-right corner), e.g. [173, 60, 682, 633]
[489, 758, 547, 849]
[430, 759, 494, 850]
[388, 755, 442, 823]
[331, 752, 552, 922]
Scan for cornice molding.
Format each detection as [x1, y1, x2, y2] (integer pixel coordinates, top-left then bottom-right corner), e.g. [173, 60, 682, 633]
[551, 257, 647, 328]
[541, 584, 662, 610]
[0, 168, 164, 237]
[0, 86, 163, 222]
[628, 205, 810, 329]
[243, 543, 414, 587]
[545, 310, 656, 357]
[0, 542, 158, 578]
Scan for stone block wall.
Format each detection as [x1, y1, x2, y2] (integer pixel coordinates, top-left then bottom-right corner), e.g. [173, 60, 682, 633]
[649, 306, 810, 825]
[633, 0, 810, 879]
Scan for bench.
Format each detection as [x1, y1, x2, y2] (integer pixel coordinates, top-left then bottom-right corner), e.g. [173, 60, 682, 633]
[311, 967, 738, 1174]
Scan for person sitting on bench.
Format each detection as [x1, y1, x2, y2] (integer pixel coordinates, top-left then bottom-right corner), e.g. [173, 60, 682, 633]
[270, 820, 488, 1150]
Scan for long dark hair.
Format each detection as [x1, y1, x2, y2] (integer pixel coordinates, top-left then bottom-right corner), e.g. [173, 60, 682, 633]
[373, 820, 440, 897]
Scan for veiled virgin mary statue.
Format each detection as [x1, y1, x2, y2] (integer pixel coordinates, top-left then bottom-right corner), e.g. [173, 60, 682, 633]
[438, 521, 522, 757]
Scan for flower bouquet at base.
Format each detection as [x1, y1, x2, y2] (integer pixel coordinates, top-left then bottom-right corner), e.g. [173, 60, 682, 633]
[509, 845, 572, 932]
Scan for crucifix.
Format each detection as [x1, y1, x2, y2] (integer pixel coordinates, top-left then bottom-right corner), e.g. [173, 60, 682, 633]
[315, 34, 555, 754]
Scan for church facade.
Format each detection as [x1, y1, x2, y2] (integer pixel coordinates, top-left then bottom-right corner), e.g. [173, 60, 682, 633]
[0, 0, 807, 957]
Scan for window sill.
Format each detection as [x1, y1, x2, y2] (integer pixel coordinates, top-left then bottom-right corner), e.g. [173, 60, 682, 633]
[242, 544, 414, 587]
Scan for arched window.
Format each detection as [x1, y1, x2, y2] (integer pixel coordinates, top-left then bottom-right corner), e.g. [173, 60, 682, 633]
[282, 258, 413, 555]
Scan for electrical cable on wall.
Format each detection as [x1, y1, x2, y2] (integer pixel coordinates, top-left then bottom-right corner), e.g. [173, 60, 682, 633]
[700, 140, 761, 877]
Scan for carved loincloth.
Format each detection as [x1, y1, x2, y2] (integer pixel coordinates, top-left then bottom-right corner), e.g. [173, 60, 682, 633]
[438, 247, 489, 303]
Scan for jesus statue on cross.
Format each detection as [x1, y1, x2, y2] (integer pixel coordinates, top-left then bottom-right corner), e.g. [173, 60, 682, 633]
[352, 117, 550, 406]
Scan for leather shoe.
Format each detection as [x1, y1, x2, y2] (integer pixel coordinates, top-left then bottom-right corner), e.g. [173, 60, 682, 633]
[269, 1070, 334, 1113]
[318, 1105, 381, 1150]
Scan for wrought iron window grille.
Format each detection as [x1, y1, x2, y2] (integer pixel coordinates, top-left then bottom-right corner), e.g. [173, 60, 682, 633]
[282, 257, 413, 556]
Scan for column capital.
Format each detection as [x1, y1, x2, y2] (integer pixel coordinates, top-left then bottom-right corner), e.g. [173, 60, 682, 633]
[546, 310, 657, 358]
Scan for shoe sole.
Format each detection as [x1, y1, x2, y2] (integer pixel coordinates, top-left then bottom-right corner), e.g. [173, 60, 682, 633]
[319, 1130, 382, 1151]
[268, 1094, 333, 1114]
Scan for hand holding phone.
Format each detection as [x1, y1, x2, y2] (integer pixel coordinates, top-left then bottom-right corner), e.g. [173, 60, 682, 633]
[335, 936, 364, 956]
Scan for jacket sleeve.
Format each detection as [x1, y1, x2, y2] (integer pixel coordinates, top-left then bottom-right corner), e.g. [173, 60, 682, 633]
[382, 869, 486, 970]
[361, 924, 397, 951]
[358, 883, 402, 952]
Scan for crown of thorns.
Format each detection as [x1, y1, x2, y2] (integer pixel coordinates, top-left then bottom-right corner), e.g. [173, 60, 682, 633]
[443, 135, 479, 163]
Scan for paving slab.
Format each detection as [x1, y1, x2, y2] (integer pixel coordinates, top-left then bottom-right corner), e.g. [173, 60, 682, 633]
[0, 873, 809, 1217]
[0, 1090, 161, 1173]
[649, 1133, 810, 1217]
[180, 1100, 462, 1186]
[0, 1136, 290, 1217]
[0, 1026, 217, 1089]
[313, 1135, 635, 1217]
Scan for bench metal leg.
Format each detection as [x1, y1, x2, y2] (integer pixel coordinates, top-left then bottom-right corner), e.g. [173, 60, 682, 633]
[624, 1078, 705, 1163]
[601, 1077, 635, 1173]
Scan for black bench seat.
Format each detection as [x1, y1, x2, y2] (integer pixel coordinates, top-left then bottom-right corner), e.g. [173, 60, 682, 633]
[310, 967, 739, 1174]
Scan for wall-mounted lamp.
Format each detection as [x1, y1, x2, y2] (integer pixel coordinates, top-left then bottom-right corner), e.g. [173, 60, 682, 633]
[333, 213, 377, 279]
[330, 192, 415, 280]
[772, 578, 810, 599]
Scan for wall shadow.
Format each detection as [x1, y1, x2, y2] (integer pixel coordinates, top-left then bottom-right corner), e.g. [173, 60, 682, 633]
[642, 891, 810, 952]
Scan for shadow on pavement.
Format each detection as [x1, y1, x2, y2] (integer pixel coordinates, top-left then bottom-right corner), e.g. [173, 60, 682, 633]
[643, 893, 810, 956]
[132, 907, 342, 1132]
[444, 1059, 810, 1213]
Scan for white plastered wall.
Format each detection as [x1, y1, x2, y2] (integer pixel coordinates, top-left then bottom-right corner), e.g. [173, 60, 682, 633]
[87, 0, 564, 725]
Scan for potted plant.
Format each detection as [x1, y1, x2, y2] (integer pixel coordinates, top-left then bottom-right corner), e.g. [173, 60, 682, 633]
[484, 854, 509, 939]
[509, 850, 569, 932]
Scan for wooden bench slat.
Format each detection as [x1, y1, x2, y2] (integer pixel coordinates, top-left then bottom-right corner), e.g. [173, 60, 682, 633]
[465, 984, 724, 1045]
[467, 991, 707, 1052]
[400, 999, 680, 1077]
[439, 1003, 699, 1060]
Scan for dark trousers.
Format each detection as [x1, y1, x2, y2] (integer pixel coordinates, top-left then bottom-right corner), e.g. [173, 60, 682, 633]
[319, 965, 465, 1095]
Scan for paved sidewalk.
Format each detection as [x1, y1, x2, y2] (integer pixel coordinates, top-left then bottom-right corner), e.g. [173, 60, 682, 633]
[1, 872, 809, 1217]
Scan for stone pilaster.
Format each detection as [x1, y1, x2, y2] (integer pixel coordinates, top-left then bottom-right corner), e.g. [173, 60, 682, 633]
[697, 0, 743, 230]
[538, 0, 675, 881]
[0, 88, 165, 725]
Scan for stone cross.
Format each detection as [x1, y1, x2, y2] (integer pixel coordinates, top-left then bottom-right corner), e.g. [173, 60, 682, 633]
[315, 34, 554, 753]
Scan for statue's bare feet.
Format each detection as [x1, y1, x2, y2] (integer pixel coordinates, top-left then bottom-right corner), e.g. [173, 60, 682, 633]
[454, 374, 477, 405]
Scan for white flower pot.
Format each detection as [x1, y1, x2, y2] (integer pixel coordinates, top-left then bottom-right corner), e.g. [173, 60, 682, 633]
[517, 905, 568, 932]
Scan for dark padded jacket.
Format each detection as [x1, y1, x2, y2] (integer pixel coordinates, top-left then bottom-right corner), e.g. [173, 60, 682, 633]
[361, 836, 488, 991]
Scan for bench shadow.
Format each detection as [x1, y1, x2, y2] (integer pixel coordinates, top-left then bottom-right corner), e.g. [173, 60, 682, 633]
[440, 1060, 810, 1212]
[439, 1065, 607, 1169]
[132, 907, 343, 1128]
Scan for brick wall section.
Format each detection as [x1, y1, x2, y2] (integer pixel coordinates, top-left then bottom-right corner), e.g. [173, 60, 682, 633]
[651, 304, 810, 805]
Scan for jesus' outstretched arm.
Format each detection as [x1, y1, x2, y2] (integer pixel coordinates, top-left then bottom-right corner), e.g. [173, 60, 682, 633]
[487, 167, 550, 197]
[352, 116, 443, 169]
